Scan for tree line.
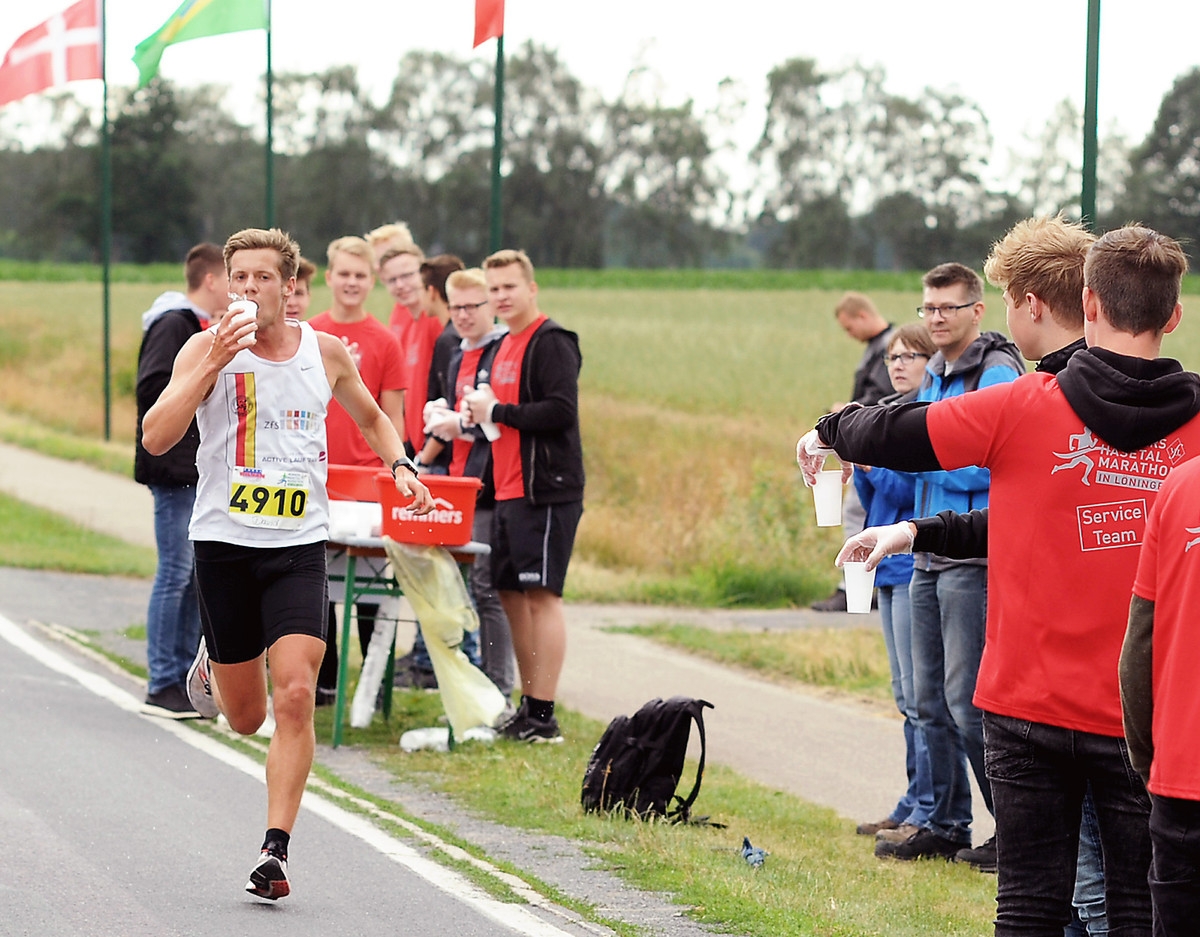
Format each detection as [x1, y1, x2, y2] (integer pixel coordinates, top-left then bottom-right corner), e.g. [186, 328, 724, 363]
[1, 42, 1198, 269]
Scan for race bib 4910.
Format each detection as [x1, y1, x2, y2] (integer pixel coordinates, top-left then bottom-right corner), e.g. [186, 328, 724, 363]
[228, 467, 309, 530]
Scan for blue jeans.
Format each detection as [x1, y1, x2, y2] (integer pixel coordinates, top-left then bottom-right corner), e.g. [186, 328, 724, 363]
[984, 712, 1151, 936]
[908, 564, 991, 843]
[146, 485, 201, 693]
[878, 582, 934, 827]
[1073, 786, 1109, 935]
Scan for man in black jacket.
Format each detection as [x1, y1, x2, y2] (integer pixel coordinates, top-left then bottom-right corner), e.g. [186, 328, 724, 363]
[464, 249, 584, 743]
[134, 243, 229, 718]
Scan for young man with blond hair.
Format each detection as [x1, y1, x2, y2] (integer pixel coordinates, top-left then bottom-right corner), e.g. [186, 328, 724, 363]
[378, 243, 426, 372]
[463, 249, 584, 742]
[142, 227, 430, 901]
[806, 225, 1199, 933]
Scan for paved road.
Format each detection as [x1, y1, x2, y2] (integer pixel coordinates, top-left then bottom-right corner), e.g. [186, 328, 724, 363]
[0, 610, 604, 937]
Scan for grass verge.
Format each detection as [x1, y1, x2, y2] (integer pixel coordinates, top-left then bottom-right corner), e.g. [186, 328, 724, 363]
[0, 492, 155, 577]
[609, 622, 895, 705]
[0, 409, 134, 476]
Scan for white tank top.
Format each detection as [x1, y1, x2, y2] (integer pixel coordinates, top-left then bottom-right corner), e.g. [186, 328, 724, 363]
[190, 321, 333, 546]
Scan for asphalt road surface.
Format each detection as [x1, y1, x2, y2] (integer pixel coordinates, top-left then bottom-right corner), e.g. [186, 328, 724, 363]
[0, 611, 594, 937]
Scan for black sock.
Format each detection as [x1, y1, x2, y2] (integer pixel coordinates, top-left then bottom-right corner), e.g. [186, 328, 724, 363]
[262, 828, 290, 860]
[527, 696, 554, 722]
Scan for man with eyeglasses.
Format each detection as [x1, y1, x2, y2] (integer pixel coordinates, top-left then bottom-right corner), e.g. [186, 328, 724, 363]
[819, 263, 1025, 863]
[811, 293, 896, 612]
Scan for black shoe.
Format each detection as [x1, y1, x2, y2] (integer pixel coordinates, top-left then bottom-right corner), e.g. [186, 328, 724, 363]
[500, 709, 564, 744]
[874, 827, 963, 861]
[954, 834, 997, 872]
[245, 849, 289, 900]
[811, 589, 848, 612]
[141, 683, 200, 719]
[314, 687, 337, 707]
[393, 666, 438, 691]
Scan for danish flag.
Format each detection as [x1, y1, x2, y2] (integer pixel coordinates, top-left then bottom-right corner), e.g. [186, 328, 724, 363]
[0, 0, 102, 108]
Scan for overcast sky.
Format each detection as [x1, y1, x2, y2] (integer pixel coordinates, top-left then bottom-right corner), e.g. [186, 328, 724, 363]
[1, 0, 1196, 186]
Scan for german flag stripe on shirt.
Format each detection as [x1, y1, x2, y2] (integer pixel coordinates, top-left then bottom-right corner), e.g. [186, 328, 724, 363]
[232, 371, 256, 467]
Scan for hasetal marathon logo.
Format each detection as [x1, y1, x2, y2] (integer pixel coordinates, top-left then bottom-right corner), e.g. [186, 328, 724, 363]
[391, 496, 462, 526]
[1056, 427, 1188, 553]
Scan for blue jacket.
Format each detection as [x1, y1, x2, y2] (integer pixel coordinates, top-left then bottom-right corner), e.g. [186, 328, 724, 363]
[913, 331, 1023, 568]
[854, 462, 916, 588]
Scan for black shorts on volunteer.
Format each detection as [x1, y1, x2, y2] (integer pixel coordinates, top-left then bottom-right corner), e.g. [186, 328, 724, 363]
[193, 540, 328, 664]
[491, 500, 583, 596]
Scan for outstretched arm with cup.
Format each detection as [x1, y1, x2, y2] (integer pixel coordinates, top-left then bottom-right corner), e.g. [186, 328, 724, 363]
[836, 507, 991, 571]
[796, 398, 942, 486]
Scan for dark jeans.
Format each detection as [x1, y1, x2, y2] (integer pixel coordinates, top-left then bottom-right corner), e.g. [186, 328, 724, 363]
[1149, 794, 1200, 937]
[984, 712, 1151, 936]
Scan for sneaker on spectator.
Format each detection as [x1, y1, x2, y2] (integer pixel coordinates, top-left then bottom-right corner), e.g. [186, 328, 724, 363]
[245, 849, 289, 900]
[856, 817, 899, 836]
[500, 709, 564, 744]
[875, 827, 963, 861]
[954, 835, 998, 872]
[186, 638, 218, 719]
[493, 698, 520, 731]
[876, 822, 924, 844]
[141, 683, 200, 720]
[811, 589, 848, 612]
[314, 687, 337, 707]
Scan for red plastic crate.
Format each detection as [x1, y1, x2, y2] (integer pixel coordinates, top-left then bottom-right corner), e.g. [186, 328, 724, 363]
[326, 464, 383, 502]
[375, 473, 482, 545]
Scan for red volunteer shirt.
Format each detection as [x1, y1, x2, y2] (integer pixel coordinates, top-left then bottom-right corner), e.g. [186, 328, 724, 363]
[402, 314, 443, 450]
[490, 315, 547, 501]
[449, 346, 486, 477]
[307, 311, 404, 467]
[926, 372, 1200, 736]
[1133, 456, 1200, 798]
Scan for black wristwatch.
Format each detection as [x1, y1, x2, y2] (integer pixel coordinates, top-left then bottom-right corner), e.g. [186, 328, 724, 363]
[391, 456, 418, 478]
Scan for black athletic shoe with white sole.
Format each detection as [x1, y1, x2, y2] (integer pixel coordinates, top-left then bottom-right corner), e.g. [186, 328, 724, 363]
[246, 849, 290, 900]
[499, 710, 564, 743]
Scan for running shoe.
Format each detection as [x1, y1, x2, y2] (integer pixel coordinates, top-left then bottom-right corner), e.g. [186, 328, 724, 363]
[245, 849, 290, 900]
[186, 638, 219, 719]
[140, 683, 200, 720]
[499, 710, 564, 744]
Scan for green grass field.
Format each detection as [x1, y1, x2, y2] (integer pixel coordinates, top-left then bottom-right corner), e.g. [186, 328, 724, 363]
[8, 269, 1200, 604]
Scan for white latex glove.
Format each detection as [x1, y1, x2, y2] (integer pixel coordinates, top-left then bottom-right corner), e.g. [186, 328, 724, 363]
[425, 409, 464, 442]
[796, 429, 835, 486]
[835, 522, 917, 572]
[422, 397, 448, 424]
[462, 383, 498, 427]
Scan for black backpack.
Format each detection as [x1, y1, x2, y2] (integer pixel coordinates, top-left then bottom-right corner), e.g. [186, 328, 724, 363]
[580, 696, 714, 822]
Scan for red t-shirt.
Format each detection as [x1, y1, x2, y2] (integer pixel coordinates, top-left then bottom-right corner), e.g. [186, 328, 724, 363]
[449, 346, 486, 477]
[926, 372, 1200, 736]
[402, 314, 443, 450]
[388, 303, 415, 349]
[1132, 456, 1200, 798]
[490, 315, 547, 501]
[307, 311, 404, 467]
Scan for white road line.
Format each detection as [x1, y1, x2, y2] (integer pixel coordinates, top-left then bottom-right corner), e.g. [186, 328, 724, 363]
[0, 611, 585, 937]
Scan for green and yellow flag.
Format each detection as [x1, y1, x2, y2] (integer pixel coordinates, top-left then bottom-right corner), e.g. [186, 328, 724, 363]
[133, 0, 268, 88]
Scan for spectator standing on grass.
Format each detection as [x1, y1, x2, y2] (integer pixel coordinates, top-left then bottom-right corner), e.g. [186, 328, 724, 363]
[805, 224, 1197, 934]
[142, 227, 431, 901]
[307, 236, 406, 703]
[135, 242, 229, 719]
[418, 268, 516, 700]
[852, 323, 935, 842]
[807, 263, 1024, 867]
[413, 254, 467, 475]
[838, 217, 1109, 933]
[812, 293, 894, 612]
[463, 249, 583, 743]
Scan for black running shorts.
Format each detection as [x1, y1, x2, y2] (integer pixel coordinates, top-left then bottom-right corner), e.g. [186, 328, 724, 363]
[491, 500, 583, 596]
[193, 540, 328, 664]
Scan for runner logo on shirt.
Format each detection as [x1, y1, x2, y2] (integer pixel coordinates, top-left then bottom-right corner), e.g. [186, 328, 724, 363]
[1051, 428, 1182, 491]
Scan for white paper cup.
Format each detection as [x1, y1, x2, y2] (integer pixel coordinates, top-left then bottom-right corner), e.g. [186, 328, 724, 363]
[843, 561, 876, 614]
[812, 469, 844, 527]
[229, 300, 259, 346]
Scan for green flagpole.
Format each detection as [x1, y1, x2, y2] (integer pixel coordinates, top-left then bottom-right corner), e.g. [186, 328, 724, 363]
[488, 33, 504, 252]
[1081, 0, 1100, 231]
[264, 0, 274, 226]
[101, 0, 112, 440]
